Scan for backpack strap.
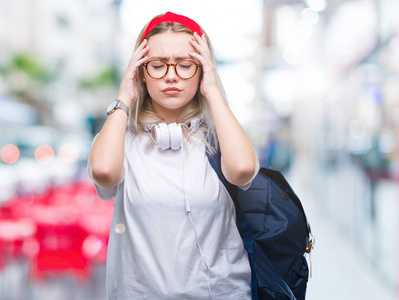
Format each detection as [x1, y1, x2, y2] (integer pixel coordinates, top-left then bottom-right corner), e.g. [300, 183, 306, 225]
[206, 149, 259, 300]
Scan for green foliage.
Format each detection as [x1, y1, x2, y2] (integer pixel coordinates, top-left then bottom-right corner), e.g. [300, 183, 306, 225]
[0, 64, 5, 75]
[79, 64, 120, 89]
[10, 54, 57, 83]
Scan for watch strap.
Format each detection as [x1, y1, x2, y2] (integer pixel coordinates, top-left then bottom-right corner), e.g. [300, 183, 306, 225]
[116, 100, 129, 117]
[108, 99, 130, 117]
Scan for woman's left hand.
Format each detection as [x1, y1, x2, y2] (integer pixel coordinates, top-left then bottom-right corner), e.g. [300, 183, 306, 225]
[189, 32, 220, 100]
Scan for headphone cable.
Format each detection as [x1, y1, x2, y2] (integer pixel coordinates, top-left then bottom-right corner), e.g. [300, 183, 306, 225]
[181, 142, 213, 300]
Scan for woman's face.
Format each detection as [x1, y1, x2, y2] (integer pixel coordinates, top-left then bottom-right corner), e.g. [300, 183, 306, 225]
[144, 31, 201, 122]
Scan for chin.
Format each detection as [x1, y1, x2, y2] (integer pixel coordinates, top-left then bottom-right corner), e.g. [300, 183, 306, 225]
[158, 98, 191, 110]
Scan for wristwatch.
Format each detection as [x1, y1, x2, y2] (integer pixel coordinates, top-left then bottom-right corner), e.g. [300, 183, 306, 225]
[107, 99, 130, 117]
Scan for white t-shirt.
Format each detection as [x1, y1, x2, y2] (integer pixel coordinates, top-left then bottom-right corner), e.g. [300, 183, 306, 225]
[93, 129, 255, 300]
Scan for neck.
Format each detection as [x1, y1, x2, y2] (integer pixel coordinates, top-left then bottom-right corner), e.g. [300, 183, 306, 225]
[152, 102, 187, 124]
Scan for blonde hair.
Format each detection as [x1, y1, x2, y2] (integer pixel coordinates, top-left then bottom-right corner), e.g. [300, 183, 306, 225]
[129, 15, 226, 153]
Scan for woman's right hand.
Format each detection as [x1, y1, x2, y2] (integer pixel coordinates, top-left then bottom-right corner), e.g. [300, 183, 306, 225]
[117, 39, 150, 107]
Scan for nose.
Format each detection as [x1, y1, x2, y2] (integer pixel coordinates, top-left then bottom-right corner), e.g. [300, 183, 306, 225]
[164, 64, 178, 82]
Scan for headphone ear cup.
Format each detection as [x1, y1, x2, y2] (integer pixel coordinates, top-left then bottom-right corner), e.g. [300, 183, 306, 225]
[168, 123, 183, 150]
[154, 123, 170, 150]
[151, 122, 186, 150]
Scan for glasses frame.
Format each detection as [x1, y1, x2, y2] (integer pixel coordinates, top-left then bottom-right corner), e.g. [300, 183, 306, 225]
[143, 60, 201, 80]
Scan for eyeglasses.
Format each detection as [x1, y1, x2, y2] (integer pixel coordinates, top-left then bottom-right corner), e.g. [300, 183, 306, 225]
[143, 60, 201, 80]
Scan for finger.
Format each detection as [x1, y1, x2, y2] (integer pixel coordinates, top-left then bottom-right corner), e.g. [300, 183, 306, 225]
[193, 32, 209, 49]
[125, 45, 149, 74]
[133, 56, 149, 69]
[188, 50, 201, 61]
[188, 43, 211, 66]
[190, 35, 212, 61]
[133, 45, 150, 64]
[190, 35, 205, 52]
[130, 45, 149, 65]
[135, 39, 148, 55]
[189, 42, 207, 63]
[137, 38, 148, 50]
[126, 56, 148, 78]
[128, 40, 149, 65]
[127, 45, 150, 71]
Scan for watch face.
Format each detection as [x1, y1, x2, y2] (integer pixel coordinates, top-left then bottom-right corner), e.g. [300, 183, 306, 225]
[107, 100, 118, 114]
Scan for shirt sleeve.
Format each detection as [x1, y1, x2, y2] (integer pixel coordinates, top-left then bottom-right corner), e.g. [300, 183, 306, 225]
[94, 184, 118, 201]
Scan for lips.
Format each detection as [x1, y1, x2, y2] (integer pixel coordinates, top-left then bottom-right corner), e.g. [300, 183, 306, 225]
[162, 87, 182, 95]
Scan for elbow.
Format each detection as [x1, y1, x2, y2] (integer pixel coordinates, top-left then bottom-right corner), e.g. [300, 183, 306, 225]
[236, 162, 258, 185]
[88, 162, 122, 189]
[225, 160, 258, 186]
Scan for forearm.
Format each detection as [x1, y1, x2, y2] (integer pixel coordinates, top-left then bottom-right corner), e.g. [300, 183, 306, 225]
[88, 38, 148, 188]
[207, 88, 258, 186]
[88, 109, 128, 189]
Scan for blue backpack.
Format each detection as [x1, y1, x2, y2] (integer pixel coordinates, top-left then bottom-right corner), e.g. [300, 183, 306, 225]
[207, 150, 314, 300]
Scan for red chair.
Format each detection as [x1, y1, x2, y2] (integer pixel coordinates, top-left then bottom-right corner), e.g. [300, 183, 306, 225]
[1, 179, 113, 284]
[30, 221, 89, 282]
[0, 218, 37, 261]
[28, 200, 90, 282]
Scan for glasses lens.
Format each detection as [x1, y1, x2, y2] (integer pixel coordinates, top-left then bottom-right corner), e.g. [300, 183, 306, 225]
[147, 61, 167, 78]
[176, 60, 197, 79]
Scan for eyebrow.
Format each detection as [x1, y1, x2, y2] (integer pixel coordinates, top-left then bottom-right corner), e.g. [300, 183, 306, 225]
[149, 56, 192, 61]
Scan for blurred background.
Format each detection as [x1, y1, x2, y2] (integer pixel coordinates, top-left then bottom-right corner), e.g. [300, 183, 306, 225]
[0, 0, 398, 299]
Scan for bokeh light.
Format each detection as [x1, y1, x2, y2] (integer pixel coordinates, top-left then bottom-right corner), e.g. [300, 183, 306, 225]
[82, 235, 107, 259]
[0, 144, 20, 164]
[58, 144, 79, 164]
[34, 145, 54, 164]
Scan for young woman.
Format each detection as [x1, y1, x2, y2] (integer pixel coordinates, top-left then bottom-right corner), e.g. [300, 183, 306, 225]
[87, 12, 259, 300]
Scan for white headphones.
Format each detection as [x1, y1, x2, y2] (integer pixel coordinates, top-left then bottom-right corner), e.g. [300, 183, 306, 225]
[145, 118, 201, 150]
